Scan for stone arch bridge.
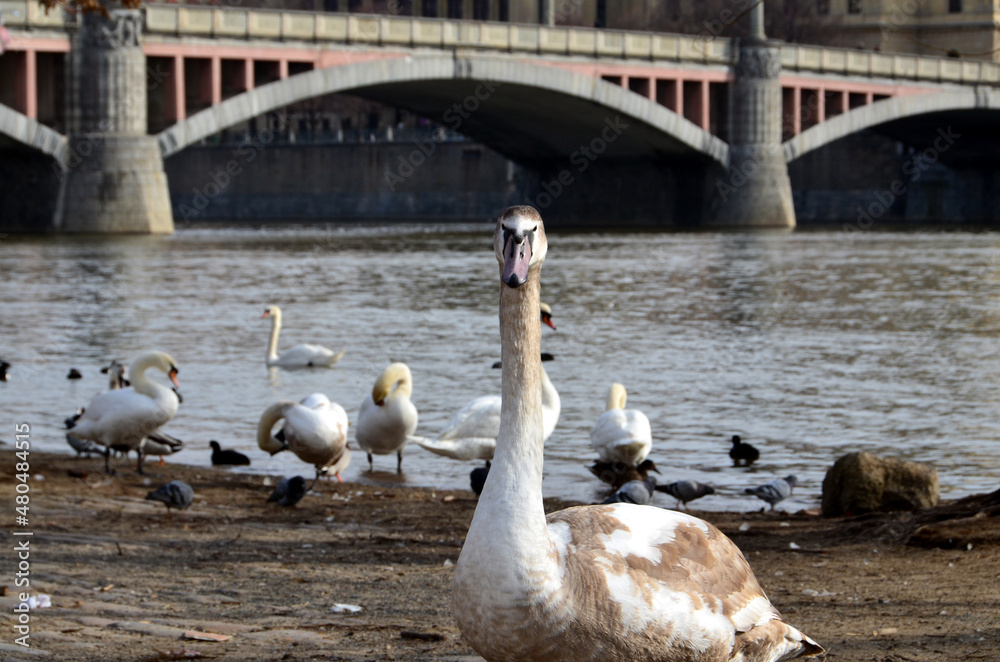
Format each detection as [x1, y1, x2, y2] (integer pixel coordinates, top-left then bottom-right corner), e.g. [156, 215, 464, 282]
[1, 2, 999, 232]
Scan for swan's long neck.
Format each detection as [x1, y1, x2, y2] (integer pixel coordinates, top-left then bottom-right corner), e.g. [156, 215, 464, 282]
[460, 265, 553, 582]
[266, 310, 282, 362]
[129, 356, 170, 403]
[257, 402, 290, 453]
[390, 372, 412, 401]
[540, 366, 560, 417]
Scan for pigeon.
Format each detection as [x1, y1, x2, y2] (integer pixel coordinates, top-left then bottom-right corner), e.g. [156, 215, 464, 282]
[67, 368, 83, 379]
[587, 458, 660, 490]
[145, 480, 194, 514]
[656, 480, 716, 510]
[602, 477, 657, 505]
[744, 475, 798, 510]
[729, 435, 760, 466]
[210, 440, 251, 466]
[66, 432, 104, 458]
[470, 461, 490, 496]
[268, 476, 307, 507]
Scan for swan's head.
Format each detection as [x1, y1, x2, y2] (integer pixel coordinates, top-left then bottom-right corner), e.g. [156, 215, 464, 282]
[372, 362, 412, 406]
[261, 305, 282, 321]
[133, 351, 180, 389]
[539, 302, 556, 329]
[494, 206, 547, 288]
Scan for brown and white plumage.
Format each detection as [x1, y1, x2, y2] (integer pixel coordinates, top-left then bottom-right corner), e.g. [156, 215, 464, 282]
[452, 206, 823, 662]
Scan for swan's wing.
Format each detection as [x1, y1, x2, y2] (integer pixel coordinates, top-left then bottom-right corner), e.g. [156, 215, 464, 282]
[590, 409, 652, 464]
[299, 392, 331, 409]
[589, 410, 632, 457]
[545, 504, 821, 659]
[438, 396, 501, 442]
[70, 388, 173, 447]
[413, 435, 497, 461]
[278, 344, 341, 367]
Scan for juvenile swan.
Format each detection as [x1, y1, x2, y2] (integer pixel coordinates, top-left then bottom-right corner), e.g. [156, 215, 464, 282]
[452, 206, 823, 662]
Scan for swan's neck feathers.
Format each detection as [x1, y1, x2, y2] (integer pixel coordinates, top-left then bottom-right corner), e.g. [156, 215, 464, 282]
[257, 401, 291, 453]
[266, 308, 283, 362]
[129, 354, 175, 406]
[457, 266, 558, 612]
[606, 383, 627, 411]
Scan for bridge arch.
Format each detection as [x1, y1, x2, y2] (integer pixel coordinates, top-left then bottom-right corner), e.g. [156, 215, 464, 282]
[157, 54, 729, 168]
[0, 104, 68, 167]
[783, 88, 1000, 163]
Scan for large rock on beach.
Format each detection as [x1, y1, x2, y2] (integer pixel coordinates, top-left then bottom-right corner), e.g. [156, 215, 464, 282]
[822, 451, 939, 517]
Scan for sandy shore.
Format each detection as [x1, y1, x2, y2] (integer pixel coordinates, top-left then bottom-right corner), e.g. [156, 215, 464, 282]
[1, 451, 997, 661]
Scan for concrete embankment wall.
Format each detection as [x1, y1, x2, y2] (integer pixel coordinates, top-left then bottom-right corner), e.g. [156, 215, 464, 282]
[164, 140, 523, 223]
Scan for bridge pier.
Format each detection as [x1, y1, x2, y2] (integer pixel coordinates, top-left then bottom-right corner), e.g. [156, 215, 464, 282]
[56, 10, 173, 234]
[709, 39, 796, 229]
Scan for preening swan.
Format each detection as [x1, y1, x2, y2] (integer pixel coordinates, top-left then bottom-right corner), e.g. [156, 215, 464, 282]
[590, 382, 652, 467]
[262, 305, 345, 368]
[452, 206, 823, 662]
[355, 362, 418, 473]
[257, 393, 350, 484]
[66, 351, 181, 475]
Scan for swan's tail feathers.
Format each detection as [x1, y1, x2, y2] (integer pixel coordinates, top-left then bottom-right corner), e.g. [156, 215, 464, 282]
[734, 619, 824, 661]
[325, 349, 346, 367]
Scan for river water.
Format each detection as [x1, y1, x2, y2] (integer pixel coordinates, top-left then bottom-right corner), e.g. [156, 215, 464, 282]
[3, 223, 1000, 511]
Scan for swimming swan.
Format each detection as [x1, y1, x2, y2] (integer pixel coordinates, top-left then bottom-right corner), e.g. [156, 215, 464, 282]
[263, 305, 345, 368]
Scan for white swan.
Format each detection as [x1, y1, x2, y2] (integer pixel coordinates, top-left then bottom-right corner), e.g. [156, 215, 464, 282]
[67, 351, 181, 475]
[257, 392, 350, 483]
[452, 206, 823, 662]
[355, 362, 418, 472]
[589, 382, 652, 466]
[262, 305, 345, 368]
[413, 364, 559, 462]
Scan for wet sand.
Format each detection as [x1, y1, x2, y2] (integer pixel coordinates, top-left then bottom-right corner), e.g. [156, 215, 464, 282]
[1, 451, 997, 661]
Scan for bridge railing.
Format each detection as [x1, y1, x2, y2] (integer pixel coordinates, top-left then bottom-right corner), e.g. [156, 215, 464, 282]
[0, 0, 73, 28]
[781, 43, 1000, 86]
[140, 4, 734, 66]
[4, 0, 999, 85]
